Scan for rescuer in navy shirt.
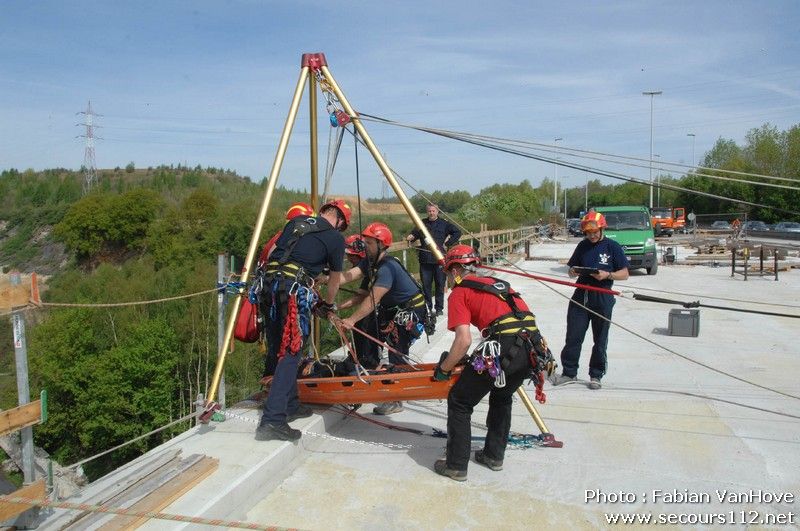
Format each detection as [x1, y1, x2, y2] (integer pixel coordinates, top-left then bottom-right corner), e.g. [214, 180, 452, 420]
[405, 204, 461, 316]
[340, 222, 428, 415]
[551, 211, 629, 390]
[255, 199, 350, 442]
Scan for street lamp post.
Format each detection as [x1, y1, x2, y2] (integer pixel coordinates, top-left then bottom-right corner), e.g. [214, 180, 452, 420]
[564, 188, 568, 219]
[687, 133, 696, 167]
[654, 154, 661, 206]
[643, 91, 662, 209]
[584, 170, 589, 213]
[553, 137, 563, 212]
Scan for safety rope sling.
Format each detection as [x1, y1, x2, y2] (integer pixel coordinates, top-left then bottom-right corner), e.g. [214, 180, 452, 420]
[453, 276, 556, 403]
[251, 217, 325, 358]
[368, 255, 430, 352]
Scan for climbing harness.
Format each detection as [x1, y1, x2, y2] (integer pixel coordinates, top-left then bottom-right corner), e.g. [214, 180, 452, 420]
[454, 276, 555, 402]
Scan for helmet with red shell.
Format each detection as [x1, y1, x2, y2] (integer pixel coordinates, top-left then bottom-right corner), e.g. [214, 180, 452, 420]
[361, 222, 393, 248]
[444, 244, 480, 270]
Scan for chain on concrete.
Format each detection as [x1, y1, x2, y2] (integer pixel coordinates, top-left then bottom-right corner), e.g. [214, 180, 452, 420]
[220, 410, 416, 450]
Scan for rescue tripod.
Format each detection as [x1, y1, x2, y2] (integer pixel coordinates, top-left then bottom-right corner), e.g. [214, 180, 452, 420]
[199, 53, 562, 448]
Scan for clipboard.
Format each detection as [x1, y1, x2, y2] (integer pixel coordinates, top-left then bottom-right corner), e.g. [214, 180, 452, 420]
[572, 266, 600, 275]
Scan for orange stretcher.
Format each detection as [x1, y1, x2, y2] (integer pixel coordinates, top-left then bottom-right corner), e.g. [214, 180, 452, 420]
[296, 363, 463, 405]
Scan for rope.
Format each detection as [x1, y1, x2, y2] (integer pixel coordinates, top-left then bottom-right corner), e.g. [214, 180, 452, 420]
[347, 125, 386, 351]
[631, 293, 800, 319]
[480, 264, 621, 296]
[39, 287, 220, 309]
[331, 315, 421, 368]
[360, 113, 799, 184]
[492, 255, 800, 403]
[334, 139, 799, 405]
[359, 113, 800, 217]
[65, 410, 200, 470]
[0, 494, 295, 530]
[220, 408, 416, 450]
[517, 263, 800, 310]
[278, 294, 301, 358]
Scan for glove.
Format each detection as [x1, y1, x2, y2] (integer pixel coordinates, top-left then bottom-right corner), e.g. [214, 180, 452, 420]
[313, 301, 337, 319]
[433, 351, 452, 381]
[433, 364, 451, 381]
[424, 314, 437, 336]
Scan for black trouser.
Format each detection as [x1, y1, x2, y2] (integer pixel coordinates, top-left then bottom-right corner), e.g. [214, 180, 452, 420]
[445, 355, 529, 472]
[419, 262, 446, 312]
[379, 305, 426, 366]
[341, 313, 381, 374]
[560, 288, 615, 379]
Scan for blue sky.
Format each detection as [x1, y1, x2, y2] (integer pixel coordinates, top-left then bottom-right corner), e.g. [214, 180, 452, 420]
[1, 1, 798, 198]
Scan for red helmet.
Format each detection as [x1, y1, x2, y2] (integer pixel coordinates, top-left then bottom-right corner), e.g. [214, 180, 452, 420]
[580, 211, 607, 232]
[285, 202, 314, 220]
[344, 234, 366, 258]
[321, 199, 352, 230]
[444, 244, 480, 270]
[361, 222, 393, 248]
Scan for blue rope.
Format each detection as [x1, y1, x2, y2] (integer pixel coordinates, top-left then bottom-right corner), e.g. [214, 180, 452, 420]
[295, 285, 318, 336]
[431, 428, 545, 448]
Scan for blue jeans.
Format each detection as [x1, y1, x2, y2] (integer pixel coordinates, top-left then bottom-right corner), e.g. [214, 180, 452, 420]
[560, 289, 615, 379]
[419, 263, 446, 312]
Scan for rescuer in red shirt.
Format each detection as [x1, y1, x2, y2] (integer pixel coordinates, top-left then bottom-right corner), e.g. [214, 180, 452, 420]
[432, 244, 554, 481]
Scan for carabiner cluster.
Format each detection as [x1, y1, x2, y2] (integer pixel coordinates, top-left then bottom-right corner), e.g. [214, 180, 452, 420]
[316, 71, 351, 127]
[471, 339, 505, 387]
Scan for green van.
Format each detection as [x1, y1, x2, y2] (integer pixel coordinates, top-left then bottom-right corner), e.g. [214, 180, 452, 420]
[594, 205, 658, 275]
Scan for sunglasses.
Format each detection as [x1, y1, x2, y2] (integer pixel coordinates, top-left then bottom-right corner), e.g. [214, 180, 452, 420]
[583, 229, 601, 236]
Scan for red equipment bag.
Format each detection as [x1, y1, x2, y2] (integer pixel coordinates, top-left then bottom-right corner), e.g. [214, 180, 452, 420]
[234, 299, 260, 343]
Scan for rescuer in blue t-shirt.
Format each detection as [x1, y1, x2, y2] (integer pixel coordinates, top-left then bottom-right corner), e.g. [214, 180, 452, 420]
[551, 211, 629, 390]
[340, 222, 428, 415]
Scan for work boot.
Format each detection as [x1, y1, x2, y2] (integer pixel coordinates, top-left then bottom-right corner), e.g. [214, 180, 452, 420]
[287, 404, 313, 422]
[436, 309, 444, 317]
[373, 401, 404, 415]
[255, 422, 301, 442]
[549, 374, 577, 386]
[588, 377, 602, 390]
[434, 459, 467, 482]
[474, 449, 503, 471]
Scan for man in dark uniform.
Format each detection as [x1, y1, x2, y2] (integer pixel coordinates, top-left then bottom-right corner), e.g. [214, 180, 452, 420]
[433, 244, 554, 481]
[340, 235, 380, 372]
[340, 222, 428, 415]
[551, 211, 629, 390]
[255, 199, 350, 442]
[405, 204, 461, 316]
[257, 202, 315, 378]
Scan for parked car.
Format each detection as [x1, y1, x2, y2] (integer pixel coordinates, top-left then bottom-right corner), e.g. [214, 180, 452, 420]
[710, 220, 731, 230]
[742, 220, 770, 232]
[567, 218, 582, 236]
[774, 221, 800, 233]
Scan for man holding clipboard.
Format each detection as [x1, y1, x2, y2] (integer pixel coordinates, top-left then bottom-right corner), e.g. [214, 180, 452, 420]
[551, 211, 629, 389]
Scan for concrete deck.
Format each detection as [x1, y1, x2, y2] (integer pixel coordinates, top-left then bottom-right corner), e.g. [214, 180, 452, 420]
[40, 240, 800, 530]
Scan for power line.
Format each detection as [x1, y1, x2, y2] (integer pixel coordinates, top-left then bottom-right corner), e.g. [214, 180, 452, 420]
[362, 113, 800, 184]
[360, 114, 800, 216]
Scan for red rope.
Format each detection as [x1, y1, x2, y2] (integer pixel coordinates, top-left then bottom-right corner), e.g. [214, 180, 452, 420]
[278, 295, 302, 358]
[481, 264, 621, 296]
[534, 372, 547, 404]
[331, 316, 411, 361]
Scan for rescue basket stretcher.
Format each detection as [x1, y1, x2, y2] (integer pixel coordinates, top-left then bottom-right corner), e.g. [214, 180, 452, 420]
[295, 363, 464, 405]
